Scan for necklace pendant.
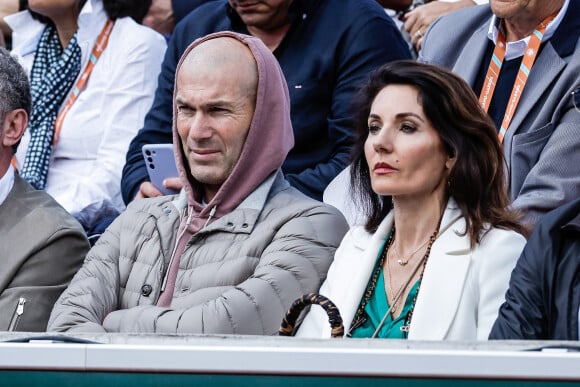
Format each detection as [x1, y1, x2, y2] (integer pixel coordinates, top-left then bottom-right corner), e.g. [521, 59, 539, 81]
[397, 259, 408, 266]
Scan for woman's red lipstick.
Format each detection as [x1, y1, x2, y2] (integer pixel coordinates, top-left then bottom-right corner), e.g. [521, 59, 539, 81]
[373, 162, 396, 174]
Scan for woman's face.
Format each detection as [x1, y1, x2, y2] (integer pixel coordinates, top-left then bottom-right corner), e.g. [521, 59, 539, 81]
[364, 84, 454, 200]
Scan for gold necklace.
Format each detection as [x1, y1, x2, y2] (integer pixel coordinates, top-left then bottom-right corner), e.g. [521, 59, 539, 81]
[374, 224, 441, 338]
[392, 235, 431, 266]
[400, 228, 439, 336]
[385, 247, 407, 316]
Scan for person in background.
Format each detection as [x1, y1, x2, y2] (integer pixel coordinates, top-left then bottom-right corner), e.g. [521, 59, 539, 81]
[375, 0, 487, 58]
[0, 48, 89, 332]
[121, 0, 411, 204]
[48, 32, 348, 334]
[6, 0, 166, 240]
[402, 0, 488, 52]
[297, 61, 527, 340]
[142, 0, 218, 37]
[490, 85, 580, 341]
[0, 0, 18, 48]
[419, 0, 580, 227]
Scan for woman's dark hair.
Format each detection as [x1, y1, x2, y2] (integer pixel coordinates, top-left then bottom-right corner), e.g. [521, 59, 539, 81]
[350, 60, 526, 245]
[25, 0, 152, 25]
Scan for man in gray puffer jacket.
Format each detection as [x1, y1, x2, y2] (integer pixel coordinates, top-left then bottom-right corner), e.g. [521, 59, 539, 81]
[47, 31, 349, 334]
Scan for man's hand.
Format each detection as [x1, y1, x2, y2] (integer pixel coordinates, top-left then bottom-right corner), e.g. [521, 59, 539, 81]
[142, 0, 175, 36]
[135, 177, 182, 199]
[403, 0, 476, 50]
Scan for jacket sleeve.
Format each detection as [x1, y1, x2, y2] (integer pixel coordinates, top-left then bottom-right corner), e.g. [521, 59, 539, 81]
[102, 205, 349, 334]
[284, 15, 411, 200]
[510, 102, 580, 226]
[0, 227, 88, 332]
[47, 217, 125, 333]
[489, 227, 550, 340]
[475, 229, 526, 339]
[120, 23, 183, 204]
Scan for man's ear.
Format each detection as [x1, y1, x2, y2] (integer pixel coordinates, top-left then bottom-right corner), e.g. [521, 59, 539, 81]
[2, 109, 27, 147]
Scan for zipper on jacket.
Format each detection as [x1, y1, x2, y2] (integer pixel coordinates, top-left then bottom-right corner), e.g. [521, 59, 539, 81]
[8, 297, 26, 332]
[161, 205, 194, 292]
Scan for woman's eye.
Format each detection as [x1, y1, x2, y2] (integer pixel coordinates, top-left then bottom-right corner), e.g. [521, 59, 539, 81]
[368, 124, 381, 134]
[400, 123, 416, 133]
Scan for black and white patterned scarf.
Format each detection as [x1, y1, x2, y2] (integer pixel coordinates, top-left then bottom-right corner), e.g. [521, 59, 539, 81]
[20, 24, 81, 190]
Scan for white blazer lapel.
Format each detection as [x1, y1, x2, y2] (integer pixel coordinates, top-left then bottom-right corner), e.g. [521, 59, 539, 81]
[338, 212, 394, 334]
[408, 201, 472, 340]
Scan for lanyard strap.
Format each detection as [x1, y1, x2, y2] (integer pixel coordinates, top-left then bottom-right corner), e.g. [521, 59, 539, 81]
[11, 19, 114, 173]
[52, 19, 114, 146]
[478, 13, 556, 143]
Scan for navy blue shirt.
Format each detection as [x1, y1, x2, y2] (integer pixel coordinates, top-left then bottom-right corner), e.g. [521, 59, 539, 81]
[121, 0, 411, 202]
[171, 0, 214, 24]
[473, 43, 523, 130]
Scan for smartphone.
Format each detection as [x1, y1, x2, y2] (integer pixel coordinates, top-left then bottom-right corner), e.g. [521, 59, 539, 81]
[142, 144, 180, 195]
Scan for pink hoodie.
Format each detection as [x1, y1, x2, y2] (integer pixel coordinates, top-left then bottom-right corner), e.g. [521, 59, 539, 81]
[173, 31, 294, 232]
[158, 32, 295, 306]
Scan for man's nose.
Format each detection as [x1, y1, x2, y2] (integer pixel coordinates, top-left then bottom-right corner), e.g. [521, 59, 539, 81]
[188, 114, 213, 140]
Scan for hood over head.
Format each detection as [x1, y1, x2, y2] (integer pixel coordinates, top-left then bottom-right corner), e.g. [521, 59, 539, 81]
[172, 31, 294, 229]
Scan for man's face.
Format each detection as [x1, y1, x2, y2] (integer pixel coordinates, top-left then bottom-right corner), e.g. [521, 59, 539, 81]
[228, 0, 293, 31]
[490, 0, 555, 21]
[175, 40, 257, 201]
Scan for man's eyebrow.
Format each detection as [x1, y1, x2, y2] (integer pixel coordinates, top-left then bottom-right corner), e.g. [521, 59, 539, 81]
[175, 99, 236, 107]
[175, 97, 189, 106]
[206, 100, 235, 108]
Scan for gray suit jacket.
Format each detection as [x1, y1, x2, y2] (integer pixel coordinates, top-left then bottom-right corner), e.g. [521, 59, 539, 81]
[0, 175, 89, 332]
[419, 3, 580, 226]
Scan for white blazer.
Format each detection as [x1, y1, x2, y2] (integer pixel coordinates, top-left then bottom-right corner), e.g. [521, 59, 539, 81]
[297, 198, 526, 340]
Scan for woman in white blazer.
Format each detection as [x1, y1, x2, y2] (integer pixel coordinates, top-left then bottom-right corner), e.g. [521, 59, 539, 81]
[297, 61, 527, 340]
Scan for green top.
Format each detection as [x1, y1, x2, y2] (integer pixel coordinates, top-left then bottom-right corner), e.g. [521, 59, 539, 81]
[350, 243, 419, 339]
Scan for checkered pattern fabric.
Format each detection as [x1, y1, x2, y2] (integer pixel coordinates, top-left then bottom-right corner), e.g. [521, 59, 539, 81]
[20, 25, 81, 190]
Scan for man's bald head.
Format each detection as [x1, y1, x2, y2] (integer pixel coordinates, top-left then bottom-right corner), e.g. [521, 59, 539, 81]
[178, 37, 259, 102]
[174, 36, 262, 202]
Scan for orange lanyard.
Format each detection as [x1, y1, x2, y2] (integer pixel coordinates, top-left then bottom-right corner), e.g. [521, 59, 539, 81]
[52, 19, 115, 148]
[11, 19, 114, 172]
[52, 19, 114, 146]
[478, 13, 556, 143]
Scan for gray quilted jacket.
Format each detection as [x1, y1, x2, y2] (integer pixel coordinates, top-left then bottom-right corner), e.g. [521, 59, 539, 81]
[48, 171, 349, 334]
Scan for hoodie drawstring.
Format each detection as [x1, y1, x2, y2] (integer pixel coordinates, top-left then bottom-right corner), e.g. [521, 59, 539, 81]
[203, 205, 217, 229]
[160, 205, 194, 292]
